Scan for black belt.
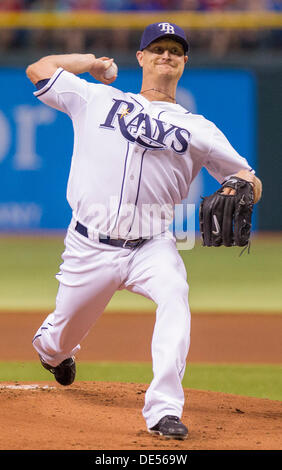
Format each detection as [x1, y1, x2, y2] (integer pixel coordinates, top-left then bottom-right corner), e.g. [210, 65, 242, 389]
[75, 221, 146, 249]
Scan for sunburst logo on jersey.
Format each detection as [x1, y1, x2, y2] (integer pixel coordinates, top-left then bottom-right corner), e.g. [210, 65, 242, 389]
[120, 107, 130, 119]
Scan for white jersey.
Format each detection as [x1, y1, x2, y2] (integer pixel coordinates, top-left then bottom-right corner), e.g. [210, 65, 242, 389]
[34, 67, 253, 239]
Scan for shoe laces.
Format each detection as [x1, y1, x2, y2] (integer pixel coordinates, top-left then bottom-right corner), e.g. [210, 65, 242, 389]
[166, 415, 180, 423]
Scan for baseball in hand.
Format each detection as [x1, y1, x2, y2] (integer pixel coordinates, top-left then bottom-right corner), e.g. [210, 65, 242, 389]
[104, 61, 118, 79]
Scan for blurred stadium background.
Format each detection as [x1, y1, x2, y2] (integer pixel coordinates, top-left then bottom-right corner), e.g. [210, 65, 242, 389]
[0, 0, 281, 404]
[0, 0, 281, 314]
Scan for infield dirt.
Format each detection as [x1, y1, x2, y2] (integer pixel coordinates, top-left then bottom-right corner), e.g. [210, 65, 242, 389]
[0, 312, 281, 450]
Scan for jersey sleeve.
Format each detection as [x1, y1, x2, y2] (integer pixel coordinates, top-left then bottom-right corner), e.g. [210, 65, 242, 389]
[33, 67, 90, 118]
[204, 123, 254, 183]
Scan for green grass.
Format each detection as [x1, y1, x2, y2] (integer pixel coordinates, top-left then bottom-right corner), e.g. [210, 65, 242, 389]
[0, 234, 281, 312]
[0, 236, 64, 311]
[0, 361, 281, 401]
[182, 236, 282, 312]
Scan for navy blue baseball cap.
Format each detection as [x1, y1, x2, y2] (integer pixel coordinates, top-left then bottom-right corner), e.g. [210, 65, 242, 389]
[140, 22, 189, 54]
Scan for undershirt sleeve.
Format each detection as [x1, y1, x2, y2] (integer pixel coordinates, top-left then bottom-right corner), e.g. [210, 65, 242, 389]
[33, 68, 90, 118]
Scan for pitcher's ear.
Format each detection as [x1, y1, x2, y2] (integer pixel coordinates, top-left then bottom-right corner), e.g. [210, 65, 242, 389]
[136, 50, 144, 67]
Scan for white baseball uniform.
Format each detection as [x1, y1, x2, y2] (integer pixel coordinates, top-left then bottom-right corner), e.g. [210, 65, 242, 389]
[32, 68, 253, 429]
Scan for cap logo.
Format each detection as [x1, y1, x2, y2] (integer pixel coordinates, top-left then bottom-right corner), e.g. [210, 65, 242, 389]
[158, 23, 175, 34]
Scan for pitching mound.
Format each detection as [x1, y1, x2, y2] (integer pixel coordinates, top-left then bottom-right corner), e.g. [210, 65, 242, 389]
[0, 381, 281, 450]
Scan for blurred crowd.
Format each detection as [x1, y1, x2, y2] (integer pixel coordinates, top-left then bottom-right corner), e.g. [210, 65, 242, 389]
[1, 0, 282, 11]
[0, 0, 282, 58]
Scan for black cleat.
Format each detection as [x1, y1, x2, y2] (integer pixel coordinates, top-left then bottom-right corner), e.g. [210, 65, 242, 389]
[39, 356, 76, 386]
[149, 415, 188, 440]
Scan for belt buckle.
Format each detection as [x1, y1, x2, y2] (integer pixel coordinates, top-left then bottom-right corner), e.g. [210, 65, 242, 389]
[122, 239, 132, 249]
[122, 238, 145, 249]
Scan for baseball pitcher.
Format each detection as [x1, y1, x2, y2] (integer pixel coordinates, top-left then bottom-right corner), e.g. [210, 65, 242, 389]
[26, 22, 262, 440]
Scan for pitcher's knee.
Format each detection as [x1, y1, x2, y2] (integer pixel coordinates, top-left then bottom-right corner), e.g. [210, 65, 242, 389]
[159, 276, 189, 304]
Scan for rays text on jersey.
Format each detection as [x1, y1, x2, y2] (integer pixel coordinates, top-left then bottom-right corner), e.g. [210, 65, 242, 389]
[100, 98, 191, 153]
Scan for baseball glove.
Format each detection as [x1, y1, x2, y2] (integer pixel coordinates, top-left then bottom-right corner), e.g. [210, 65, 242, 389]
[199, 176, 254, 247]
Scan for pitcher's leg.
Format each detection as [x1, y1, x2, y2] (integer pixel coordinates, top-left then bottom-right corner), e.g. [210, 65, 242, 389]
[143, 280, 190, 429]
[32, 278, 118, 366]
[125, 238, 191, 429]
[32, 226, 121, 367]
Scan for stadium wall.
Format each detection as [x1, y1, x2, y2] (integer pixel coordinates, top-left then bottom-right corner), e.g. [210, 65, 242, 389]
[0, 62, 280, 231]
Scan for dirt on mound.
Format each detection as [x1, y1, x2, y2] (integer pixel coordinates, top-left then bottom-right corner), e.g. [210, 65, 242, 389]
[0, 381, 281, 450]
[0, 312, 281, 451]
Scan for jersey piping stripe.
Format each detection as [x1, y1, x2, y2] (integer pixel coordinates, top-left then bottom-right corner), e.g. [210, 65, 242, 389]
[157, 110, 165, 119]
[35, 69, 64, 97]
[125, 148, 147, 237]
[32, 334, 41, 343]
[112, 141, 130, 231]
[130, 96, 144, 112]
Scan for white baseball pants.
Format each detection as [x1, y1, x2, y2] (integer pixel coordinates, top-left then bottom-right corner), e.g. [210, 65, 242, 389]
[32, 219, 191, 429]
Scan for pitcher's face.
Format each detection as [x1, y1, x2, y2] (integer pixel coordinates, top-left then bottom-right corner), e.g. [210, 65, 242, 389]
[137, 39, 188, 82]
